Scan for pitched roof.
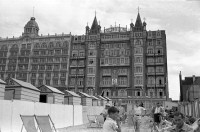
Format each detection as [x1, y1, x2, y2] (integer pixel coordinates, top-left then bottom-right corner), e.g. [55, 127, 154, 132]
[193, 77, 200, 85]
[103, 96, 112, 101]
[0, 79, 6, 84]
[135, 13, 143, 27]
[90, 95, 100, 100]
[43, 85, 64, 94]
[91, 16, 98, 30]
[12, 78, 40, 91]
[78, 92, 92, 98]
[98, 95, 107, 100]
[65, 90, 81, 97]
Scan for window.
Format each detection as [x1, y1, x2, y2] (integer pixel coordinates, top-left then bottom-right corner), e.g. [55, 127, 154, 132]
[62, 49, 68, 54]
[54, 72, 59, 77]
[88, 50, 96, 56]
[147, 48, 154, 54]
[39, 65, 45, 70]
[148, 77, 155, 84]
[32, 65, 37, 70]
[61, 72, 66, 77]
[89, 42, 96, 48]
[31, 79, 36, 85]
[118, 77, 127, 85]
[88, 58, 95, 65]
[41, 43, 47, 48]
[148, 67, 155, 73]
[103, 69, 111, 75]
[134, 76, 143, 85]
[34, 51, 39, 55]
[120, 58, 125, 64]
[62, 64, 67, 69]
[88, 67, 95, 74]
[71, 60, 77, 66]
[78, 69, 84, 74]
[55, 50, 61, 55]
[156, 57, 163, 63]
[125, 57, 129, 64]
[137, 91, 141, 96]
[156, 48, 163, 54]
[46, 80, 50, 85]
[60, 80, 65, 85]
[41, 50, 46, 55]
[71, 69, 76, 74]
[32, 73, 36, 78]
[87, 77, 95, 86]
[48, 58, 53, 62]
[72, 51, 78, 57]
[134, 47, 143, 54]
[135, 40, 142, 46]
[38, 80, 43, 86]
[54, 65, 60, 70]
[100, 58, 104, 65]
[48, 50, 54, 55]
[53, 80, 58, 85]
[79, 60, 84, 66]
[49, 42, 54, 48]
[134, 66, 143, 73]
[34, 43, 40, 48]
[77, 78, 84, 86]
[70, 78, 75, 85]
[156, 67, 164, 73]
[102, 77, 111, 86]
[79, 51, 85, 57]
[56, 42, 61, 47]
[62, 57, 67, 62]
[38, 73, 43, 78]
[47, 65, 52, 70]
[46, 73, 51, 78]
[21, 44, 26, 49]
[147, 58, 154, 63]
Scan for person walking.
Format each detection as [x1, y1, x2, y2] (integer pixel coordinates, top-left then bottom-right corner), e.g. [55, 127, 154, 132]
[152, 102, 163, 130]
[133, 102, 146, 132]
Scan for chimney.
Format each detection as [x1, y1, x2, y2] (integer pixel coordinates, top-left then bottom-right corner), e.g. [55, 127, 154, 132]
[192, 75, 195, 83]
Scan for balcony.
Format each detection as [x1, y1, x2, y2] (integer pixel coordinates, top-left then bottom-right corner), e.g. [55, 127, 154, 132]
[102, 73, 111, 76]
[147, 84, 165, 88]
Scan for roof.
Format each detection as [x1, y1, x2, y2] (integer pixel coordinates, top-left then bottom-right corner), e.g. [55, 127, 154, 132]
[65, 90, 81, 97]
[25, 17, 39, 29]
[90, 95, 100, 100]
[11, 78, 40, 91]
[91, 16, 98, 30]
[0, 79, 6, 84]
[103, 96, 112, 101]
[98, 96, 107, 100]
[78, 92, 92, 98]
[43, 85, 64, 94]
[135, 13, 143, 27]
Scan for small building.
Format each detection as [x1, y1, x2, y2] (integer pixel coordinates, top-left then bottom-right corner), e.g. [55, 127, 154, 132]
[64, 90, 81, 105]
[90, 95, 100, 106]
[78, 92, 92, 106]
[97, 96, 107, 106]
[0, 79, 6, 100]
[38, 85, 64, 104]
[103, 96, 112, 104]
[5, 78, 40, 102]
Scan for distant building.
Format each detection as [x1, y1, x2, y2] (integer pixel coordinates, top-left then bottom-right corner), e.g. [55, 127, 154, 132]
[0, 12, 169, 106]
[179, 71, 200, 102]
[69, 12, 169, 107]
[0, 17, 71, 91]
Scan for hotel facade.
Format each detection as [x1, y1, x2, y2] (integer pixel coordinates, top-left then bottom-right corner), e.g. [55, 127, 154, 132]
[0, 13, 169, 106]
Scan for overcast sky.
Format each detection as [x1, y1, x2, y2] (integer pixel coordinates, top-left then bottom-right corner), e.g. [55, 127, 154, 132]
[0, 0, 200, 100]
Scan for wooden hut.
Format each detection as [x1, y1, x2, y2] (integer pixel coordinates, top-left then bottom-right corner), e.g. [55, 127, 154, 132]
[64, 90, 81, 105]
[90, 95, 100, 106]
[4, 78, 40, 102]
[38, 85, 64, 104]
[97, 95, 107, 106]
[0, 79, 6, 100]
[78, 92, 92, 106]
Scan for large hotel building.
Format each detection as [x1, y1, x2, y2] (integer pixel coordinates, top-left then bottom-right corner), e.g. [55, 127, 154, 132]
[0, 12, 168, 106]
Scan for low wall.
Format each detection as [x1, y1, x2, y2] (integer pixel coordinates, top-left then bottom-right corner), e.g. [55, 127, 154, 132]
[82, 106, 104, 124]
[0, 99, 83, 132]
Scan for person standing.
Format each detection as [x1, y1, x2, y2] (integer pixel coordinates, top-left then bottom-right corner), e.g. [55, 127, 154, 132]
[101, 103, 111, 121]
[152, 102, 163, 129]
[116, 99, 126, 123]
[103, 106, 121, 132]
[133, 102, 146, 132]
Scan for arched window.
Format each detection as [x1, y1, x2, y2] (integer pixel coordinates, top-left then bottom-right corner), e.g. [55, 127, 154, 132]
[63, 41, 69, 48]
[49, 42, 54, 48]
[12, 44, 18, 49]
[147, 48, 154, 54]
[34, 43, 40, 48]
[41, 43, 47, 48]
[56, 42, 62, 47]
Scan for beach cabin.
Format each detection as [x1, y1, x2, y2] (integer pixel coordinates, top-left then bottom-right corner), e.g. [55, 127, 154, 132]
[90, 95, 100, 106]
[78, 92, 92, 106]
[104, 96, 112, 104]
[4, 78, 40, 102]
[0, 79, 6, 100]
[97, 95, 107, 106]
[38, 85, 64, 104]
[64, 90, 81, 105]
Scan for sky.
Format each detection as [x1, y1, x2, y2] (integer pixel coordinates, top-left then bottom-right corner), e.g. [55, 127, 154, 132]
[0, 0, 200, 100]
